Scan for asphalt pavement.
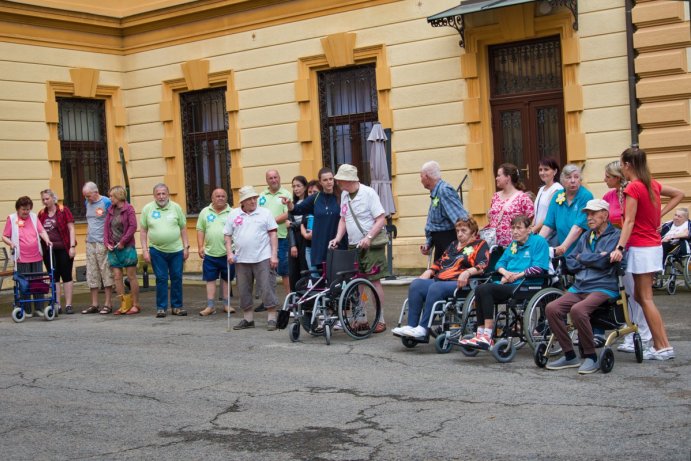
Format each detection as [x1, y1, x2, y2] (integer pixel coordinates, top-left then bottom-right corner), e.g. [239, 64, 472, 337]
[0, 279, 689, 460]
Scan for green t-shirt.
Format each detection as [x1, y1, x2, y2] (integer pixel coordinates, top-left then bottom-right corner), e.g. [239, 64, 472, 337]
[140, 200, 186, 253]
[196, 204, 232, 257]
[259, 187, 291, 239]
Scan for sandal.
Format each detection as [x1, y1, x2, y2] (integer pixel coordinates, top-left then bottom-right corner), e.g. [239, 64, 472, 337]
[81, 305, 99, 314]
[199, 307, 216, 316]
[171, 308, 188, 316]
[125, 306, 140, 315]
[99, 306, 112, 315]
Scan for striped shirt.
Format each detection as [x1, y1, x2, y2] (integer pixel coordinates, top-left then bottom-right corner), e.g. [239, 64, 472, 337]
[425, 180, 468, 246]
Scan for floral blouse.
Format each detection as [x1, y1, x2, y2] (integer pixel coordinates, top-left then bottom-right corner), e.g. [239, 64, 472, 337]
[430, 238, 490, 281]
[487, 192, 534, 247]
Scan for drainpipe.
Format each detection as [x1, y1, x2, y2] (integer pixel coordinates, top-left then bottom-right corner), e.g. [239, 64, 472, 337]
[625, 0, 639, 146]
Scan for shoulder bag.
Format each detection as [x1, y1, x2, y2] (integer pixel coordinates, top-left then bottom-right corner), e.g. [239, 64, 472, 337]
[347, 200, 388, 248]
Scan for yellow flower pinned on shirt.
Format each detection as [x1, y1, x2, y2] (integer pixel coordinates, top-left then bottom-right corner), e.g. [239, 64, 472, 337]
[556, 192, 566, 205]
[462, 246, 474, 256]
[510, 242, 518, 254]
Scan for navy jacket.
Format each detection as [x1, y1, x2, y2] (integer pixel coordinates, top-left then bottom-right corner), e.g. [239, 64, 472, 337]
[566, 223, 621, 294]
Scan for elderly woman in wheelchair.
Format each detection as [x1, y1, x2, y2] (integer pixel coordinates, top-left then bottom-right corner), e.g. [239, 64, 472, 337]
[392, 217, 490, 341]
[543, 199, 623, 374]
[460, 214, 550, 351]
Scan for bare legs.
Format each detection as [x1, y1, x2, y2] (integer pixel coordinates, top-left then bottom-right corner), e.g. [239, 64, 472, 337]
[632, 272, 671, 349]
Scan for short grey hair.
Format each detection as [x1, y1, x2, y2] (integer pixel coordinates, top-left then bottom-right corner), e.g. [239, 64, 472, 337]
[678, 207, 689, 219]
[152, 183, 169, 194]
[421, 161, 441, 180]
[560, 164, 582, 182]
[82, 181, 98, 193]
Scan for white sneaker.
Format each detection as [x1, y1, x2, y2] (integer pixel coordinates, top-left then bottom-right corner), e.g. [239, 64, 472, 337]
[617, 342, 635, 353]
[333, 321, 343, 331]
[34, 310, 44, 318]
[392, 325, 414, 336]
[402, 325, 427, 338]
[643, 346, 675, 361]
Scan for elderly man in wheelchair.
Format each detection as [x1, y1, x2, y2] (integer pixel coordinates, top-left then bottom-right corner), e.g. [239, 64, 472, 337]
[392, 217, 490, 340]
[544, 199, 621, 374]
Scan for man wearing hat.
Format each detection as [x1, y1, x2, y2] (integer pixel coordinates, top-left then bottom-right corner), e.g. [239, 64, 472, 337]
[224, 185, 279, 330]
[544, 199, 622, 374]
[328, 164, 388, 333]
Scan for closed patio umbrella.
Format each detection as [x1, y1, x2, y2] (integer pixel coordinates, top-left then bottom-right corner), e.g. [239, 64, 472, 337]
[368, 123, 396, 216]
[368, 123, 397, 279]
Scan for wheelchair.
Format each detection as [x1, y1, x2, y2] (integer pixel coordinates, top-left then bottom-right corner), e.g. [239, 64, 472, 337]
[277, 248, 382, 345]
[393, 245, 504, 353]
[653, 243, 691, 295]
[449, 272, 564, 363]
[533, 263, 643, 373]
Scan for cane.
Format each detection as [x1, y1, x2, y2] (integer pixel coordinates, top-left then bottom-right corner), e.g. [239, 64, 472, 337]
[226, 260, 232, 332]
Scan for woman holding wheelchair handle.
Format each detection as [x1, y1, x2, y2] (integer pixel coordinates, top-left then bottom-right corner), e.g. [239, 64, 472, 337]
[610, 146, 684, 361]
[392, 217, 490, 339]
[460, 215, 550, 350]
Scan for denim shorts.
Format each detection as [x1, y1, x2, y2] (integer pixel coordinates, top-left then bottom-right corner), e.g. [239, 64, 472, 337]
[277, 238, 289, 276]
[202, 254, 235, 282]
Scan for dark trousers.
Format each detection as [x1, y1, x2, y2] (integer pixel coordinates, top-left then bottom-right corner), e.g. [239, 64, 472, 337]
[546, 291, 610, 356]
[474, 283, 515, 324]
[431, 229, 457, 262]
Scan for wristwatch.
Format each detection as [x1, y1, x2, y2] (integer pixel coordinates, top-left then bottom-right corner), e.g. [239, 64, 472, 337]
[366, 234, 373, 240]
[617, 245, 625, 252]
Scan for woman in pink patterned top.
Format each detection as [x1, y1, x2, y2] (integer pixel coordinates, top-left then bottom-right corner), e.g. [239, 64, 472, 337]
[487, 163, 535, 247]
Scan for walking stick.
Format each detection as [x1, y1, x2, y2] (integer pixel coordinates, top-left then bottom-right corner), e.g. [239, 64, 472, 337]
[226, 260, 232, 332]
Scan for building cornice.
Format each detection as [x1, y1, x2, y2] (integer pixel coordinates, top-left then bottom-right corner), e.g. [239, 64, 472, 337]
[0, 0, 400, 55]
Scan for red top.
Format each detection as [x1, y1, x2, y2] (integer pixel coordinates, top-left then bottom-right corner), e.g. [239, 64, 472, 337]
[624, 179, 661, 247]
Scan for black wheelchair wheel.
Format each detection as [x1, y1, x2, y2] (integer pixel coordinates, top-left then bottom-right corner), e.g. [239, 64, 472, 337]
[289, 322, 301, 342]
[401, 336, 418, 349]
[683, 256, 691, 290]
[534, 342, 549, 368]
[338, 278, 381, 340]
[491, 338, 516, 363]
[324, 323, 331, 346]
[600, 347, 615, 374]
[460, 291, 477, 337]
[633, 333, 643, 364]
[666, 274, 677, 295]
[434, 332, 453, 354]
[523, 287, 564, 351]
[458, 334, 480, 357]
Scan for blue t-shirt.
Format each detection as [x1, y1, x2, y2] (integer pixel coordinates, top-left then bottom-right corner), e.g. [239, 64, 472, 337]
[495, 234, 551, 285]
[85, 196, 112, 243]
[543, 186, 593, 255]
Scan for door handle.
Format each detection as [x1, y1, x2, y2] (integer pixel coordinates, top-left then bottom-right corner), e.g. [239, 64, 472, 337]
[520, 164, 530, 181]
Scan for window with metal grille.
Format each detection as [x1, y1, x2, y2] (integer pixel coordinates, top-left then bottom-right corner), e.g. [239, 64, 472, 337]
[57, 98, 109, 220]
[318, 64, 378, 185]
[180, 87, 231, 214]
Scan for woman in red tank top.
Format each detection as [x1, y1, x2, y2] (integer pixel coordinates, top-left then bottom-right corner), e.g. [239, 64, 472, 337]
[610, 147, 684, 361]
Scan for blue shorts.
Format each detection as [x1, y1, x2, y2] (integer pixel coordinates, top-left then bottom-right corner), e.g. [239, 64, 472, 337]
[277, 238, 289, 276]
[202, 254, 235, 282]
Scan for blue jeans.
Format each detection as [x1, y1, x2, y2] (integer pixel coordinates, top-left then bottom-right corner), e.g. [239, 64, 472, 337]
[149, 247, 183, 310]
[407, 279, 457, 328]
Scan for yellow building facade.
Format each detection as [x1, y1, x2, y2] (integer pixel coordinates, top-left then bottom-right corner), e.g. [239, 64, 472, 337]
[0, 0, 689, 270]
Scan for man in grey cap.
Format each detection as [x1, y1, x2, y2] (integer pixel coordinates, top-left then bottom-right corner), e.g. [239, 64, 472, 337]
[544, 199, 621, 375]
[224, 185, 279, 331]
[328, 164, 388, 333]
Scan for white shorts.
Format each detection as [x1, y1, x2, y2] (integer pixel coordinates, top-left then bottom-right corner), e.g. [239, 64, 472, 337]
[626, 245, 663, 274]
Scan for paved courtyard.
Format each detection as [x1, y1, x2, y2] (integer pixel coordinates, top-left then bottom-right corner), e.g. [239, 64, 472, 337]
[0, 280, 689, 460]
